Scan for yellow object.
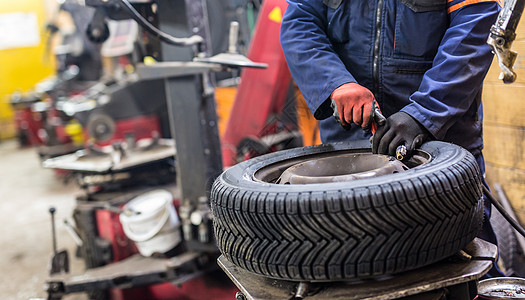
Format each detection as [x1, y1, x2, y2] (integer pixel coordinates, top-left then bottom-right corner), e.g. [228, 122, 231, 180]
[144, 56, 157, 66]
[125, 64, 135, 74]
[269, 7, 283, 23]
[215, 86, 238, 137]
[295, 86, 321, 147]
[0, 0, 55, 140]
[64, 120, 84, 146]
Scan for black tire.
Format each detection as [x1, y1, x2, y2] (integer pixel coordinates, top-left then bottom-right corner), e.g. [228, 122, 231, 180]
[211, 141, 484, 281]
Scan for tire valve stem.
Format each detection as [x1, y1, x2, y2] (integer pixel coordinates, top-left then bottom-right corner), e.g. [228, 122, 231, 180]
[396, 145, 407, 161]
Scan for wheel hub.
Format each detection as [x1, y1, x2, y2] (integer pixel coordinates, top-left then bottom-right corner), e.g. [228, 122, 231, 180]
[277, 153, 407, 184]
[254, 149, 432, 184]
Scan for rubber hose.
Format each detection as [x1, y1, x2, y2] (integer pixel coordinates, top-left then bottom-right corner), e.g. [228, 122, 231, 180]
[483, 185, 525, 239]
[118, 0, 203, 47]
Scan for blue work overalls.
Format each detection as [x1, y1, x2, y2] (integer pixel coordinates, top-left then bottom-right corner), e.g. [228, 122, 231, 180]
[281, 0, 502, 276]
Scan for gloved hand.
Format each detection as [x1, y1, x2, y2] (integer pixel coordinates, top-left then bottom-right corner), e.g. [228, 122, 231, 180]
[372, 111, 429, 157]
[330, 83, 375, 129]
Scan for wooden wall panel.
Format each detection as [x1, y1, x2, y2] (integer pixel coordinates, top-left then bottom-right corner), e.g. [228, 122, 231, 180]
[483, 124, 525, 169]
[483, 83, 525, 128]
[485, 164, 525, 225]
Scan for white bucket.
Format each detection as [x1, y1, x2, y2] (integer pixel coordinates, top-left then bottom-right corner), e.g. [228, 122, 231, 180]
[119, 189, 181, 257]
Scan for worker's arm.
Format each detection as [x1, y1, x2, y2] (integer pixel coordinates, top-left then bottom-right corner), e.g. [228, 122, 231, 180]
[399, 1, 501, 141]
[280, 0, 357, 120]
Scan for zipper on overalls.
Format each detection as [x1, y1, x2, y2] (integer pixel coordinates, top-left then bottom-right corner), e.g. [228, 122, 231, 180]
[372, 0, 384, 98]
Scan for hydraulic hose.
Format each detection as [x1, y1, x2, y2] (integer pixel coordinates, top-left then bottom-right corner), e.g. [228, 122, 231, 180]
[483, 185, 525, 239]
[118, 0, 203, 47]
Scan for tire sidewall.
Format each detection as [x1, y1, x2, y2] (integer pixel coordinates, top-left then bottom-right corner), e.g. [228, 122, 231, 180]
[218, 140, 476, 193]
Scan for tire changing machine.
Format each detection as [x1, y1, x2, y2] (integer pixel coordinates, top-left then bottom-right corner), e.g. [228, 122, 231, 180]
[45, 0, 265, 299]
[219, 238, 497, 300]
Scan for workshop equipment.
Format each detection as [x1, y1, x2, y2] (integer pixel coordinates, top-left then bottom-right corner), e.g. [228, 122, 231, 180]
[45, 185, 242, 300]
[487, 0, 525, 83]
[74, 79, 168, 147]
[478, 277, 525, 299]
[195, 21, 266, 69]
[119, 189, 182, 257]
[44, 0, 265, 299]
[36, 0, 166, 162]
[48, 207, 69, 275]
[42, 136, 176, 191]
[34, 74, 98, 162]
[9, 92, 45, 147]
[220, 0, 301, 167]
[29, 0, 104, 155]
[220, 239, 497, 300]
[46, 1, 103, 83]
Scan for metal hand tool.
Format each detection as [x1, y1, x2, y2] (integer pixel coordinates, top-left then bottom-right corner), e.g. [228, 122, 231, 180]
[331, 99, 385, 134]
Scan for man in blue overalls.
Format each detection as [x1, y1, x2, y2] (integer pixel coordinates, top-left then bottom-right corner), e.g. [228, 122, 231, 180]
[281, 0, 502, 276]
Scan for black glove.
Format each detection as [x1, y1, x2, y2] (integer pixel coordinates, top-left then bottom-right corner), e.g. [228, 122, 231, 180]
[372, 112, 429, 157]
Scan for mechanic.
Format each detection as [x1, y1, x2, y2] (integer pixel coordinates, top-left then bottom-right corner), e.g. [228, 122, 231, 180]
[280, 0, 502, 276]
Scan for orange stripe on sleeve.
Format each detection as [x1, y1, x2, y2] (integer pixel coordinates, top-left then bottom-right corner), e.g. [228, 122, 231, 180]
[448, 0, 501, 14]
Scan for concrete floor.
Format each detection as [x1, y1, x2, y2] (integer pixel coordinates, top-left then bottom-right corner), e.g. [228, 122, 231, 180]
[0, 140, 85, 299]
